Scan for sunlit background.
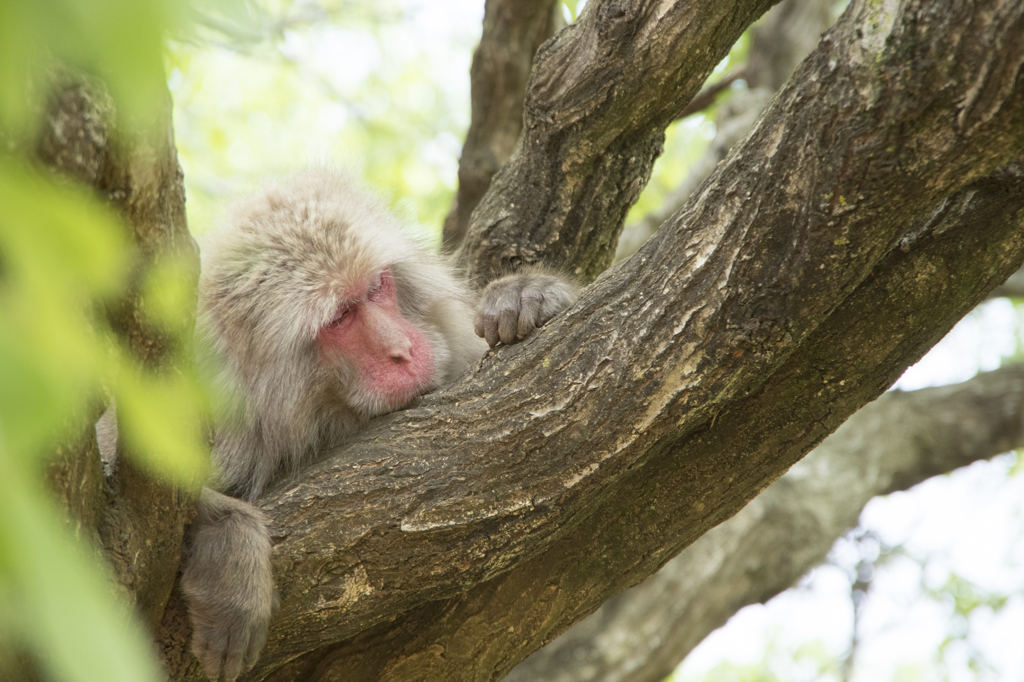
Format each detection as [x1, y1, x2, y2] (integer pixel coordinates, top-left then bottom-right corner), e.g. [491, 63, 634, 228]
[167, 1, 1024, 680]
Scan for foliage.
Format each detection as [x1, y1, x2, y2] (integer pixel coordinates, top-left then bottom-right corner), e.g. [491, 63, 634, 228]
[0, 0, 176, 137]
[169, 0, 478, 240]
[0, 1, 210, 681]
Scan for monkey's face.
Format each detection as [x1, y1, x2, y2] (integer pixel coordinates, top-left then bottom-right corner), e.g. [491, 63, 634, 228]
[316, 267, 436, 416]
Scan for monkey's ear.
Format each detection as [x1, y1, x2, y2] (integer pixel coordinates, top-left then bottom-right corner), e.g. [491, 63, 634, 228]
[474, 270, 580, 347]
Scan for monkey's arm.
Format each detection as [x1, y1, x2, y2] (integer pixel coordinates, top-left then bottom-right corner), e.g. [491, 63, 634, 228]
[474, 268, 580, 346]
[181, 488, 276, 682]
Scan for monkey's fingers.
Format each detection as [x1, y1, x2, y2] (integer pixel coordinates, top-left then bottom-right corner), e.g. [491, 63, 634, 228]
[475, 313, 499, 347]
[243, 627, 268, 673]
[476, 281, 522, 346]
[474, 310, 496, 347]
[476, 306, 525, 346]
[516, 289, 544, 341]
[497, 306, 523, 345]
[221, 632, 246, 682]
[476, 269, 579, 346]
[191, 619, 228, 681]
[241, 589, 276, 671]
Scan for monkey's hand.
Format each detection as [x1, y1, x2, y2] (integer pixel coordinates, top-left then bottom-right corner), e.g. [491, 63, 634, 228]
[474, 269, 580, 347]
[182, 489, 277, 682]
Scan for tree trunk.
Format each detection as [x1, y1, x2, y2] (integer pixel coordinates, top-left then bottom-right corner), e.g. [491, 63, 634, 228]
[36, 68, 199, 655]
[442, 0, 562, 252]
[617, 0, 835, 260]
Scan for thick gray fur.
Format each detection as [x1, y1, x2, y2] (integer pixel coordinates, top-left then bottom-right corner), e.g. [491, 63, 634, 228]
[182, 489, 275, 682]
[178, 166, 578, 681]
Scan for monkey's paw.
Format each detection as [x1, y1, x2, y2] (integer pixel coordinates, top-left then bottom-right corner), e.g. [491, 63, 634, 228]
[474, 269, 580, 347]
[187, 593, 276, 682]
[182, 491, 277, 681]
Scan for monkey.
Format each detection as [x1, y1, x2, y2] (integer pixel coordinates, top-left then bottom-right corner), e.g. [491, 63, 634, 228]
[181, 166, 579, 681]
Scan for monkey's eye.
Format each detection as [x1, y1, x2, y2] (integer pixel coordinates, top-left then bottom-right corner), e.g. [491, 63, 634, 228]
[329, 305, 352, 326]
[367, 271, 385, 301]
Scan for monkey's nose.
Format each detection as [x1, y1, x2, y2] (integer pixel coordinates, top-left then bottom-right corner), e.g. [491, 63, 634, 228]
[388, 346, 413, 363]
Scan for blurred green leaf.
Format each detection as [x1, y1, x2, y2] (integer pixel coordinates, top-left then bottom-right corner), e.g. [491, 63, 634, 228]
[116, 366, 210, 489]
[0, 162, 128, 295]
[0, 2, 35, 130]
[0, 457, 162, 682]
[0, 0, 212, 667]
[140, 255, 200, 335]
[0, 0, 183, 135]
[0, 161, 125, 455]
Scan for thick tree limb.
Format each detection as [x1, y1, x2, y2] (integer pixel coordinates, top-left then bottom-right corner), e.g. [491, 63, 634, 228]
[147, 1, 1024, 680]
[458, 0, 782, 284]
[245, 165, 1024, 682]
[35, 70, 199, 632]
[615, 89, 773, 259]
[507, 362, 1024, 682]
[442, 0, 562, 252]
[617, 0, 835, 260]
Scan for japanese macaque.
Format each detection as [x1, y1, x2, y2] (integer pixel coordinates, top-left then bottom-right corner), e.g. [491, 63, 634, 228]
[182, 167, 578, 681]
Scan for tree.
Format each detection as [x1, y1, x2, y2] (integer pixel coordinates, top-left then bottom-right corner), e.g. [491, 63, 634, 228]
[5, 0, 1024, 681]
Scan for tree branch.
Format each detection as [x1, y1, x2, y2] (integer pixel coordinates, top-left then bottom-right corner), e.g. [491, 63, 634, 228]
[989, 268, 1024, 298]
[615, 88, 773, 259]
[673, 68, 747, 120]
[617, 0, 835, 260]
[458, 0, 783, 284]
[442, 0, 562, 252]
[508, 362, 1024, 682]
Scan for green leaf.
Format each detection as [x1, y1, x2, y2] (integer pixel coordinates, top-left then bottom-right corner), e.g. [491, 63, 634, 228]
[0, 458, 162, 682]
[0, 162, 126, 456]
[115, 367, 210, 489]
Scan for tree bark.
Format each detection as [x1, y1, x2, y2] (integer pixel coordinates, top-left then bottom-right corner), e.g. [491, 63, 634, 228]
[506, 362, 1024, 682]
[152, 0, 1024, 679]
[252, 165, 1024, 682]
[29, 0, 1024, 680]
[989, 268, 1024, 299]
[442, 0, 562, 252]
[36, 70, 199, 631]
[617, 0, 835, 260]
[457, 0, 781, 284]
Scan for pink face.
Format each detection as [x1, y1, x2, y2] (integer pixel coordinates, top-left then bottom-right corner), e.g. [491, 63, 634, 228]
[316, 268, 436, 414]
